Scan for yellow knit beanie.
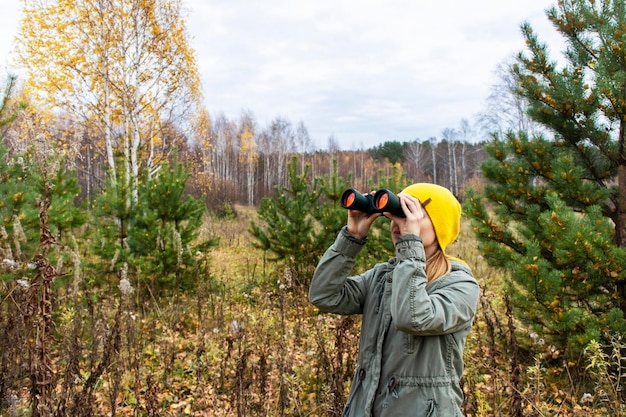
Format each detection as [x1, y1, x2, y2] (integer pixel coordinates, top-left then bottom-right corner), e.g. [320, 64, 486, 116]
[401, 183, 461, 253]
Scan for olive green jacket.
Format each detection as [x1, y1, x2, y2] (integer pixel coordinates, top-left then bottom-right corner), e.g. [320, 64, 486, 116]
[309, 227, 480, 417]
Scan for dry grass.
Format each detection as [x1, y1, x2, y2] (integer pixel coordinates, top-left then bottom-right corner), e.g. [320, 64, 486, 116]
[1, 207, 623, 416]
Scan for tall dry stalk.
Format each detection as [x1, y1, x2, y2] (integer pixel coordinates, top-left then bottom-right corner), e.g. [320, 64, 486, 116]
[25, 186, 58, 417]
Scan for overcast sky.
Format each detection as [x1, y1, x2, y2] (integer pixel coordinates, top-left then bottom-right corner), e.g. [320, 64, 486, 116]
[0, 1, 563, 149]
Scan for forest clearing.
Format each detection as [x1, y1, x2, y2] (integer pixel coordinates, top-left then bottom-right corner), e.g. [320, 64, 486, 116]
[1, 202, 623, 416]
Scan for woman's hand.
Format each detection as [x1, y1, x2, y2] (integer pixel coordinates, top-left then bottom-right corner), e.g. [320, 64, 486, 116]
[386, 193, 427, 237]
[346, 192, 381, 239]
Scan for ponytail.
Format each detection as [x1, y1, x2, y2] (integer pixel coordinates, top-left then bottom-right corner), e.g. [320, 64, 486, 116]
[426, 248, 451, 283]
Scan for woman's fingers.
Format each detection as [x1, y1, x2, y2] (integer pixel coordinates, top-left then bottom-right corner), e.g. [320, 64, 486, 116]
[399, 193, 425, 219]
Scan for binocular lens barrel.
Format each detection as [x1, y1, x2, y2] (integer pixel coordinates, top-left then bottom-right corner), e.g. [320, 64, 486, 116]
[340, 188, 378, 213]
[374, 189, 404, 217]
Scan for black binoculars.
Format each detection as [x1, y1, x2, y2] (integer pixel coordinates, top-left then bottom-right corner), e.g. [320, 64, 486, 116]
[340, 188, 405, 217]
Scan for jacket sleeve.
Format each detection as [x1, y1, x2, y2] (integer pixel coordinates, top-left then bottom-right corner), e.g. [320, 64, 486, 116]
[308, 226, 371, 315]
[390, 235, 480, 335]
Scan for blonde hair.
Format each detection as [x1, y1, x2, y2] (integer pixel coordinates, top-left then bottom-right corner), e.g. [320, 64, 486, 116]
[426, 248, 451, 283]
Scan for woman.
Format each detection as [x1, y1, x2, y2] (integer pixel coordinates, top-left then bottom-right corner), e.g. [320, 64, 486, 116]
[309, 183, 480, 416]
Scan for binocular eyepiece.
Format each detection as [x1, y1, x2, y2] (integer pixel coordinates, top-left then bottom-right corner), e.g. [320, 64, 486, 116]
[340, 188, 405, 217]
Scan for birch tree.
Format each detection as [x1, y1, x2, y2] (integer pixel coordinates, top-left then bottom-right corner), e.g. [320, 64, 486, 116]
[295, 121, 312, 174]
[211, 114, 238, 184]
[258, 118, 296, 190]
[238, 112, 257, 205]
[15, 0, 203, 193]
[442, 128, 458, 195]
[478, 59, 544, 138]
[428, 137, 438, 184]
[404, 140, 426, 182]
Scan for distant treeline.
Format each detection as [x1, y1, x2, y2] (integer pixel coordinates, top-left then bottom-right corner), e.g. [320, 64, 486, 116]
[1, 93, 488, 211]
[70, 136, 488, 210]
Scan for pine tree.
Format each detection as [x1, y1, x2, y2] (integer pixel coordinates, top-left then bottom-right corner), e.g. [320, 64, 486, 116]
[465, 0, 626, 358]
[249, 155, 325, 287]
[0, 75, 84, 274]
[130, 154, 215, 294]
[0, 76, 36, 265]
[90, 160, 134, 283]
[47, 158, 87, 242]
[249, 156, 411, 288]
[0, 146, 41, 264]
[91, 153, 215, 296]
[0, 75, 26, 130]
